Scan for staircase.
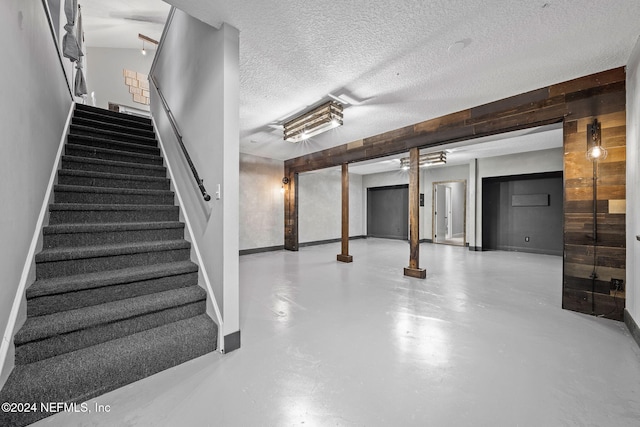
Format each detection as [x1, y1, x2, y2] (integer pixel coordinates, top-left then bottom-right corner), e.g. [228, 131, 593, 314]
[0, 104, 217, 426]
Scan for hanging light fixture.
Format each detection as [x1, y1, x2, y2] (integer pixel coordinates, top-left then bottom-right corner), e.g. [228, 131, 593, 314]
[138, 33, 159, 57]
[400, 151, 447, 170]
[283, 101, 343, 143]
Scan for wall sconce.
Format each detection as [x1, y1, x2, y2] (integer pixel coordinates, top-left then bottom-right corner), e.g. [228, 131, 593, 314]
[283, 101, 343, 143]
[586, 118, 607, 161]
[400, 151, 447, 170]
[281, 176, 290, 193]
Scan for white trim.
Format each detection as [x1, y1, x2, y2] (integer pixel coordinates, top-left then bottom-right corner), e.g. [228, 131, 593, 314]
[0, 102, 75, 383]
[151, 115, 225, 352]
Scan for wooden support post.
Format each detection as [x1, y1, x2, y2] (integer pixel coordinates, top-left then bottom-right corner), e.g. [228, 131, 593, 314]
[284, 169, 299, 251]
[404, 147, 426, 279]
[337, 163, 353, 263]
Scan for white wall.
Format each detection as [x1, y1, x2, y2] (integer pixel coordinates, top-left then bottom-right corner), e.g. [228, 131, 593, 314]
[239, 153, 284, 250]
[0, 0, 72, 384]
[299, 169, 364, 243]
[150, 9, 240, 346]
[474, 148, 563, 248]
[422, 164, 470, 240]
[86, 47, 155, 110]
[626, 36, 640, 325]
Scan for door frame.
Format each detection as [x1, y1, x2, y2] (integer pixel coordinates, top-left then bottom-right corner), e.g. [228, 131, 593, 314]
[432, 179, 467, 246]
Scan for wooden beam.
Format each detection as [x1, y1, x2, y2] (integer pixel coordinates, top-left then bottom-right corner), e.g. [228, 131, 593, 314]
[283, 170, 298, 251]
[337, 163, 353, 263]
[404, 147, 426, 279]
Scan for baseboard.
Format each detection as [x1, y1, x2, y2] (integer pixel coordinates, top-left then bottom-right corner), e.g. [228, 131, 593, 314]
[624, 309, 640, 350]
[469, 246, 482, 252]
[495, 245, 563, 256]
[223, 330, 241, 353]
[419, 239, 433, 243]
[239, 245, 285, 256]
[299, 235, 366, 248]
[0, 102, 75, 390]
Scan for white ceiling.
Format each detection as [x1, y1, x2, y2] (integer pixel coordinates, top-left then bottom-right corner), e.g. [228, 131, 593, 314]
[78, 0, 640, 172]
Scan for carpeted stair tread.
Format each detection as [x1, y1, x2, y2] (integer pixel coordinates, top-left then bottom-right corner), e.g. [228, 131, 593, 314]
[36, 239, 190, 263]
[26, 260, 198, 299]
[15, 285, 206, 345]
[0, 314, 216, 426]
[65, 143, 163, 166]
[61, 155, 166, 176]
[57, 169, 170, 189]
[70, 124, 158, 147]
[68, 133, 160, 155]
[43, 221, 183, 236]
[42, 221, 185, 249]
[75, 103, 153, 125]
[54, 184, 173, 197]
[71, 116, 156, 138]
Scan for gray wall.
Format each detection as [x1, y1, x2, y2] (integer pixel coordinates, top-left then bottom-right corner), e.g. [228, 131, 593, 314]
[362, 171, 410, 238]
[1, 0, 72, 384]
[239, 153, 284, 250]
[150, 10, 240, 340]
[627, 36, 640, 325]
[482, 174, 563, 255]
[299, 169, 364, 243]
[474, 148, 563, 249]
[86, 47, 155, 110]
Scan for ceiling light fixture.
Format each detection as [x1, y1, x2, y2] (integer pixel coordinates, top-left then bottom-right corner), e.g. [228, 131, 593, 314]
[283, 101, 343, 143]
[400, 151, 447, 170]
[138, 33, 159, 56]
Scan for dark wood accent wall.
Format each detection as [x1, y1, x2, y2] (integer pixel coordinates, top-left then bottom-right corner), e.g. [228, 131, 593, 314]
[563, 108, 626, 320]
[284, 67, 626, 319]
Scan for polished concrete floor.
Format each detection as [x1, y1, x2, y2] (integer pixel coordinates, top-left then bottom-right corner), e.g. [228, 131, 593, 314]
[35, 239, 640, 426]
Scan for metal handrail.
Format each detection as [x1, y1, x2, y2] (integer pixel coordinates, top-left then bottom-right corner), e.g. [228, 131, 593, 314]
[150, 75, 211, 201]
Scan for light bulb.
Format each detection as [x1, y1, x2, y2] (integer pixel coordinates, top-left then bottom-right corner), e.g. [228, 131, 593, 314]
[591, 146, 602, 158]
[141, 48, 147, 56]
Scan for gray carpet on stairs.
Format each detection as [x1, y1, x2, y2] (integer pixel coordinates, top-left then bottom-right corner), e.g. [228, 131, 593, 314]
[0, 104, 217, 427]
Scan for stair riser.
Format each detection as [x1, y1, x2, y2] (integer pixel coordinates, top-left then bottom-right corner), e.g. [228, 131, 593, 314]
[49, 208, 179, 225]
[74, 107, 153, 128]
[16, 300, 205, 365]
[36, 247, 191, 279]
[55, 190, 175, 206]
[65, 145, 163, 166]
[27, 271, 198, 317]
[57, 174, 170, 191]
[62, 158, 167, 177]
[68, 135, 160, 156]
[72, 117, 156, 139]
[70, 126, 158, 147]
[43, 226, 185, 249]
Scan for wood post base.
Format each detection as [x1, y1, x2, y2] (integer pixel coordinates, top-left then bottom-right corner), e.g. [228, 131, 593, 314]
[337, 254, 353, 263]
[404, 267, 426, 279]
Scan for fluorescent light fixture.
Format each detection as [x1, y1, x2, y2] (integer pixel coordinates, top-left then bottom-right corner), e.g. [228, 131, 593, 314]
[283, 101, 343, 143]
[400, 151, 447, 169]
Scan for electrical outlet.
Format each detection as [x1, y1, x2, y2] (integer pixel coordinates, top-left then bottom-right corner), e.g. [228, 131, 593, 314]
[610, 278, 624, 291]
[525, 236, 530, 242]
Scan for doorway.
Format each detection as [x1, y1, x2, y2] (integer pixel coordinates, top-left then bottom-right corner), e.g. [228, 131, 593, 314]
[433, 180, 466, 246]
[367, 185, 409, 240]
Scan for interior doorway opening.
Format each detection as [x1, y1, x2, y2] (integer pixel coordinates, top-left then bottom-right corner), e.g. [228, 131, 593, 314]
[432, 180, 466, 246]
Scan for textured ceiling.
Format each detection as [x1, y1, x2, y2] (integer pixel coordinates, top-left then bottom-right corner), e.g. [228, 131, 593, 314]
[79, 0, 640, 168]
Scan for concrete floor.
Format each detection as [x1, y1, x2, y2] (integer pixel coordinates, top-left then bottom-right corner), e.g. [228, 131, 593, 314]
[35, 239, 640, 426]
